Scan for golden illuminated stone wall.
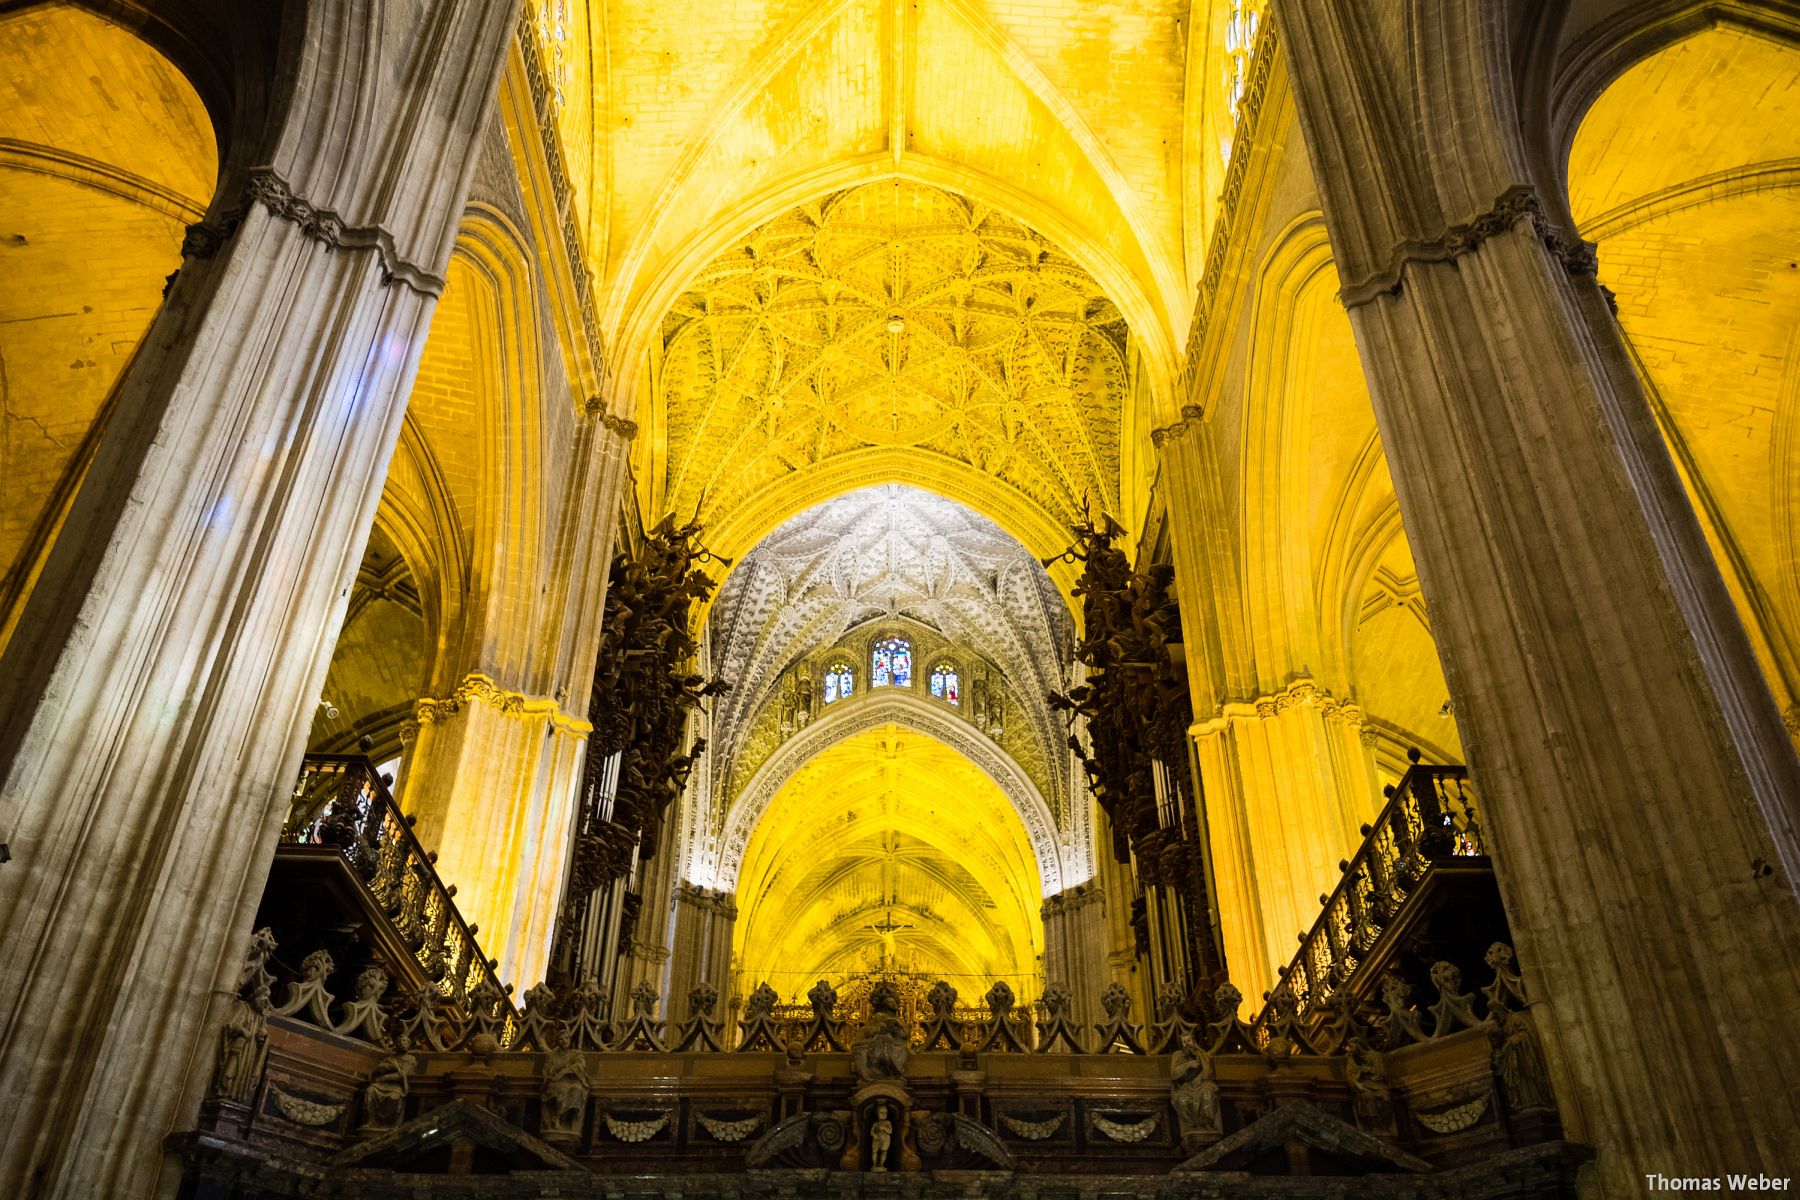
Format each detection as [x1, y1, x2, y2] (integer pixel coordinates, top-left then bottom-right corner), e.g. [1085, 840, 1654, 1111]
[1568, 27, 1800, 741]
[0, 7, 215, 645]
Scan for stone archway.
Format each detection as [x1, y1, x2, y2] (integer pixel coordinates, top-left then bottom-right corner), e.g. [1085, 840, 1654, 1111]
[715, 689, 1064, 898]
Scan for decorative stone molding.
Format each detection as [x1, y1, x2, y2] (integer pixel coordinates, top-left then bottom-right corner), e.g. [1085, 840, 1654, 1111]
[1189, 679, 1362, 737]
[1179, 14, 1281, 400]
[1040, 882, 1104, 920]
[413, 672, 592, 734]
[182, 169, 446, 296]
[583, 398, 640, 440]
[1340, 185, 1599, 308]
[1150, 405, 1207, 448]
[515, 9, 606, 374]
[676, 882, 739, 919]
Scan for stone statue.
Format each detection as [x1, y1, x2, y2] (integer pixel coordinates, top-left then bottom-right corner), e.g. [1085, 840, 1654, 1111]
[1344, 1037, 1397, 1135]
[868, 1101, 894, 1172]
[539, 1033, 591, 1144]
[213, 927, 277, 1101]
[851, 983, 910, 1084]
[1169, 1027, 1221, 1142]
[359, 1038, 416, 1132]
[1482, 942, 1528, 1016]
[1491, 1007, 1555, 1113]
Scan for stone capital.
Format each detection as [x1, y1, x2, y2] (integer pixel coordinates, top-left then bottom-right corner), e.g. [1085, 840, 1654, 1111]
[414, 672, 592, 734]
[183, 168, 446, 296]
[1340, 184, 1598, 308]
[1150, 404, 1207, 448]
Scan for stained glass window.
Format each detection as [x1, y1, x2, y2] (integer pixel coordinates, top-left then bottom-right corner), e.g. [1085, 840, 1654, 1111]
[824, 663, 854, 703]
[872, 637, 911, 688]
[929, 665, 960, 705]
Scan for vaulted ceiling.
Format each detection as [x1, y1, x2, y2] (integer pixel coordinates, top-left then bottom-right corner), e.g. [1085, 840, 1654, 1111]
[705, 484, 1073, 814]
[527, 0, 1272, 443]
[733, 724, 1043, 991]
[646, 182, 1129, 561]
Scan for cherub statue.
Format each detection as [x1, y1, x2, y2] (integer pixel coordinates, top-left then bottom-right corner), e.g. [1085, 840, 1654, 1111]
[868, 1101, 894, 1172]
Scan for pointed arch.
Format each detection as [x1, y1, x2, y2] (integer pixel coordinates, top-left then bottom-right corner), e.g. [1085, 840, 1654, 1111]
[714, 689, 1064, 897]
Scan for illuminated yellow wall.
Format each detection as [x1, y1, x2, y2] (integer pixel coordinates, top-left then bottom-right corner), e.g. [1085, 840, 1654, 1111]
[1569, 28, 1800, 738]
[0, 6, 215, 641]
[733, 723, 1043, 1002]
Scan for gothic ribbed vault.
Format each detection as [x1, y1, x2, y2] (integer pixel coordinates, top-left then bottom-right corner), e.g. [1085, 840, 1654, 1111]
[732, 723, 1042, 994]
[639, 181, 1134, 563]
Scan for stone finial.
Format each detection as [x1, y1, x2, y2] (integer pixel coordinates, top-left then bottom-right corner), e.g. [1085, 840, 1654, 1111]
[1428, 961, 1480, 1036]
[919, 980, 963, 1052]
[926, 980, 958, 1017]
[976, 981, 1030, 1053]
[689, 981, 719, 1017]
[631, 979, 659, 1019]
[333, 966, 391, 1042]
[1380, 975, 1427, 1048]
[984, 981, 1016, 1017]
[1035, 983, 1085, 1053]
[807, 979, 838, 1020]
[1100, 982, 1132, 1019]
[744, 981, 779, 1019]
[272, 948, 336, 1027]
[1094, 982, 1146, 1054]
[735, 981, 785, 1052]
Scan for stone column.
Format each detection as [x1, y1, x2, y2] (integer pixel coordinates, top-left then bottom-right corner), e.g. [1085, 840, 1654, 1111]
[0, 3, 519, 1195]
[1040, 882, 1107, 1033]
[1279, 1, 1800, 1187]
[402, 678, 590, 988]
[1159, 416, 1379, 1004]
[397, 409, 634, 989]
[611, 811, 682, 1016]
[668, 883, 738, 1025]
[1188, 684, 1375, 1002]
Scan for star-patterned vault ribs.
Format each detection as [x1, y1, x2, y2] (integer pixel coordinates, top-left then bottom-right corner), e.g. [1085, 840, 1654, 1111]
[655, 181, 1128, 533]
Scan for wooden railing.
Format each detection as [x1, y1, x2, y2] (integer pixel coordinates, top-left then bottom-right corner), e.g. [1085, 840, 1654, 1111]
[282, 755, 517, 1034]
[1252, 752, 1486, 1036]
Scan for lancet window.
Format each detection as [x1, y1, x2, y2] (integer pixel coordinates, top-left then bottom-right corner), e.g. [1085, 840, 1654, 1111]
[929, 664, 960, 705]
[871, 637, 912, 688]
[824, 662, 854, 704]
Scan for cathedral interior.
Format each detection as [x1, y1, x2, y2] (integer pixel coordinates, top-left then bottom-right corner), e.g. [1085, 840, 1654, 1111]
[0, 0, 1797, 1196]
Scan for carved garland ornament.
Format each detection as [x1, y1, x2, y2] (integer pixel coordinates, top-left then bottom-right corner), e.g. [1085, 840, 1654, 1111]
[998, 1112, 1066, 1140]
[1090, 1112, 1160, 1143]
[270, 1088, 346, 1127]
[605, 1111, 673, 1142]
[695, 1112, 765, 1142]
[1415, 1094, 1490, 1134]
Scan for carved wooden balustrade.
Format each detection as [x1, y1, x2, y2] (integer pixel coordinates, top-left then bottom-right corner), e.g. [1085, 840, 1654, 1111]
[1251, 752, 1490, 1043]
[280, 754, 518, 1038]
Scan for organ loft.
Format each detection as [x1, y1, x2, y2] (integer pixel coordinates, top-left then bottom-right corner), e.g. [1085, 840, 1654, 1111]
[0, 0, 1796, 1196]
